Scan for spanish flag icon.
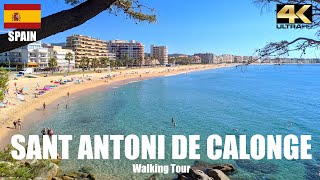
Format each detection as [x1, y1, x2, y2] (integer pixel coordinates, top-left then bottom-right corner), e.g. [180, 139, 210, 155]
[4, 4, 41, 29]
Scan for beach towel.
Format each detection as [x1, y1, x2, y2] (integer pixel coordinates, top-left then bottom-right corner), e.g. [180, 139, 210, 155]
[17, 94, 25, 101]
[44, 86, 51, 91]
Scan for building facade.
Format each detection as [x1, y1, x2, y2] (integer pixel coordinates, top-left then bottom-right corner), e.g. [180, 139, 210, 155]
[0, 41, 50, 68]
[107, 40, 144, 62]
[194, 53, 215, 64]
[220, 54, 234, 63]
[44, 44, 76, 70]
[107, 52, 116, 61]
[150, 45, 168, 65]
[66, 34, 107, 66]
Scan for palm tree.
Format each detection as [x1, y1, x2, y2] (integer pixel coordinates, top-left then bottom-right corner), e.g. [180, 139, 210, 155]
[48, 57, 58, 74]
[65, 52, 73, 73]
[123, 54, 129, 68]
[91, 58, 99, 71]
[109, 60, 115, 69]
[137, 57, 143, 68]
[80, 57, 87, 72]
[116, 60, 123, 68]
[130, 59, 135, 68]
[99, 57, 109, 70]
[86, 58, 90, 69]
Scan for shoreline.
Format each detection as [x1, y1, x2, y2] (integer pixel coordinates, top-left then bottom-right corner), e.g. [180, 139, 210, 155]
[0, 64, 235, 147]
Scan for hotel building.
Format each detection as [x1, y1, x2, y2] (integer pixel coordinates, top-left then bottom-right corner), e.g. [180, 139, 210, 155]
[107, 40, 144, 61]
[150, 45, 168, 65]
[66, 34, 108, 66]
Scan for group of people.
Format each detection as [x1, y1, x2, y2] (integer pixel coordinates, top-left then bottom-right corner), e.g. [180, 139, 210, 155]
[43, 92, 70, 110]
[13, 119, 22, 130]
[41, 128, 54, 137]
[171, 118, 176, 127]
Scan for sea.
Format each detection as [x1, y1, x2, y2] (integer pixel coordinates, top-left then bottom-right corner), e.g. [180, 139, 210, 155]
[22, 64, 320, 180]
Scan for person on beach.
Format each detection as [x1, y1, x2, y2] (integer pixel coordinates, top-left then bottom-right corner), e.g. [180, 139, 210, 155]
[14, 82, 17, 88]
[47, 128, 51, 135]
[57, 104, 60, 109]
[67, 92, 70, 97]
[43, 102, 46, 110]
[57, 153, 61, 160]
[66, 104, 68, 109]
[17, 119, 22, 130]
[49, 129, 54, 137]
[41, 128, 46, 136]
[13, 121, 17, 129]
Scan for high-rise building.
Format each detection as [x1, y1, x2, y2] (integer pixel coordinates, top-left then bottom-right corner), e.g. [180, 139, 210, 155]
[66, 34, 107, 66]
[150, 45, 168, 65]
[107, 40, 144, 62]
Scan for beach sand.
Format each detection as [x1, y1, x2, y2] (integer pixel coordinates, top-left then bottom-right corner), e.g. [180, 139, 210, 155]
[0, 64, 233, 146]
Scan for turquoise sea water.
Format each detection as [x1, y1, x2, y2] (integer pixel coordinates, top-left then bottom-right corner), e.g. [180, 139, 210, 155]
[23, 65, 320, 179]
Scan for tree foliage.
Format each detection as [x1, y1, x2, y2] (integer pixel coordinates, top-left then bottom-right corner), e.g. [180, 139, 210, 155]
[65, 0, 156, 23]
[255, 0, 320, 59]
[0, 0, 156, 53]
[48, 57, 58, 74]
[65, 52, 74, 73]
[91, 58, 99, 71]
[0, 67, 9, 102]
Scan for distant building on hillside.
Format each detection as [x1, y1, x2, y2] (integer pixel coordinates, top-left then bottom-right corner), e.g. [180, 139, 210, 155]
[150, 45, 168, 65]
[107, 40, 144, 62]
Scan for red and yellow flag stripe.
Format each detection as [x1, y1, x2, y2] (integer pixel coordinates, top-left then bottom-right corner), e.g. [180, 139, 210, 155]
[4, 4, 41, 29]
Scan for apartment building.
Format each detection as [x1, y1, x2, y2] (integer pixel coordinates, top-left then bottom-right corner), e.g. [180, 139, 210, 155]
[194, 53, 215, 64]
[107, 40, 144, 62]
[150, 45, 168, 65]
[221, 54, 234, 63]
[0, 41, 50, 68]
[43, 44, 76, 69]
[233, 56, 244, 63]
[66, 35, 107, 66]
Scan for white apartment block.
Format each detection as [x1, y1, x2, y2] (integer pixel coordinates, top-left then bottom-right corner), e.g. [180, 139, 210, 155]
[150, 45, 168, 65]
[0, 41, 50, 68]
[0, 41, 77, 70]
[43, 44, 76, 69]
[107, 40, 145, 61]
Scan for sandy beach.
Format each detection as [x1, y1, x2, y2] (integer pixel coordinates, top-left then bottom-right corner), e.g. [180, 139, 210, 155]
[0, 64, 233, 146]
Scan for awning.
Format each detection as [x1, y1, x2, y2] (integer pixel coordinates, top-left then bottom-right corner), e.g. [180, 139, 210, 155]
[27, 62, 38, 67]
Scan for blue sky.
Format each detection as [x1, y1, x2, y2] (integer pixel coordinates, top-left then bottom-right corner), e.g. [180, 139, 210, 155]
[0, 0, 317, 57]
